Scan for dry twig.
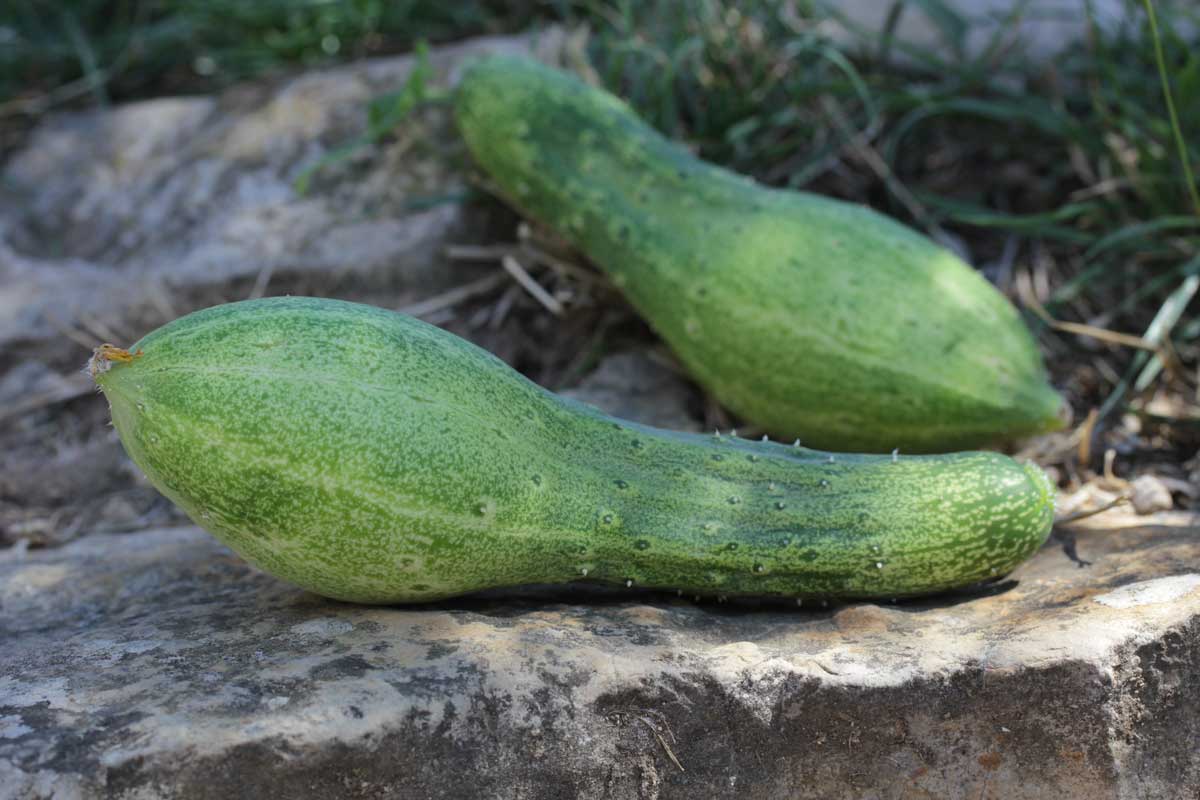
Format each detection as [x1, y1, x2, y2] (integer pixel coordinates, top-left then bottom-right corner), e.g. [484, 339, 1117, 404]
[501, 254, 564, 316]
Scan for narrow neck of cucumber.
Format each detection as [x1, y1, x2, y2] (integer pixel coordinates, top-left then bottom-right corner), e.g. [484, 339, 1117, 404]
[538, 421, 879, 598]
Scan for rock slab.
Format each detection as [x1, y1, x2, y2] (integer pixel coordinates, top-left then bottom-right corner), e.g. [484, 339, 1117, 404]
[0, 29, 567, 357]
[2, 518, 1198, 799]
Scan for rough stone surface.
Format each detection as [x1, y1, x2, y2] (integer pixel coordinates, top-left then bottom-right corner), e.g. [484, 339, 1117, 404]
[2, 516, 1198, 800]
[1130, 476, 1174, 516]
[0, 31, 561, 357]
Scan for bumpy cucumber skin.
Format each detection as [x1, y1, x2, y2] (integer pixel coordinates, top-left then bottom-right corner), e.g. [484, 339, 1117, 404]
[95, 297, 1054, 604]
[454, 57, 1066, 454]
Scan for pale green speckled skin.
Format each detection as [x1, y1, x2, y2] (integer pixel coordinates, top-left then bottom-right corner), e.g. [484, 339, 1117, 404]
[454, 57, 1065, 453]
[95, 297, 1054, 604]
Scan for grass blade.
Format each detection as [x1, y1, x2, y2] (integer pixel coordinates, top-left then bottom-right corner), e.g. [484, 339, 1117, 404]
[1143, 0, 1200, 217]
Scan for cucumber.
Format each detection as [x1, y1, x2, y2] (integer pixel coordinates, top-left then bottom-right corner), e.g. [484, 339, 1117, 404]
[91, 297, 1054, 604]
[454, 57, 1066, 453]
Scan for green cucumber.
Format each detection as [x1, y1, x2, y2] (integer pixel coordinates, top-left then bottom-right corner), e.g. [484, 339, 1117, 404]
[454, 56, 1066, 453]
[91, 297, 1054, 604]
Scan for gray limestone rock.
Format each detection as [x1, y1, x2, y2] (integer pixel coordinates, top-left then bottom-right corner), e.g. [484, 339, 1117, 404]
[2, 518, 1198, 799]
[0, 30, 567, 361]
[1130, 476, 1174, 516]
